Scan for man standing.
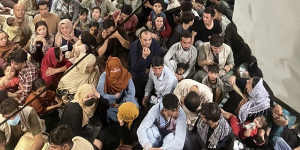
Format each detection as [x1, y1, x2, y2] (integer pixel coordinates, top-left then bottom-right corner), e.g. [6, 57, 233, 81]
[33, 0, 60, 35]
[137, 93, 186, 150]
[129, 29, 162, 103]
[143, 56, 177, 106]
[164, 31, 197, 81]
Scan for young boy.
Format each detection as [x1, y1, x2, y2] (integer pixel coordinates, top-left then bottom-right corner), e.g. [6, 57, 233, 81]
[74, 7, 90, 33]
[175, 63, 189, 82]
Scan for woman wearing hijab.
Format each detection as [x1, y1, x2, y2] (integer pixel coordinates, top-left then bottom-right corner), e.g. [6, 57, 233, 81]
[96, 56, 137, 123]
[54, 19, 78, 56]
[60, 84, 100, 142]
[41, 47, 72, 87]
[57, 53, 100, 101]
[93, 102, 140, 150]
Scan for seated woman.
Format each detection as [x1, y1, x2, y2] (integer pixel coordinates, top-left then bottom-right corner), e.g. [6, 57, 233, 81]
[0, 65, 19, 91]
[151, 14, 172, 53]
[29, 21, 54, 64]
[54, 19, 78, 58]
[60, 84, 100, 142]
[57, 54, 100, 102]
[93, 102, 140, 150]
[0, 30, 15, 68]
[96, 56, 137, 123]
[41, 47, 72, 87]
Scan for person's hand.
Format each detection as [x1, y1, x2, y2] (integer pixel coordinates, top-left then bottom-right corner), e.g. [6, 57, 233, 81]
[55, 97, 63, 105]
[175, 74, 183, 81]
[111, 30, 120, 39]
[142, 96, 149, 107]
[46, 67, 57, 76]
[228, 75, 236, 85]
[142, 47, 151, 59]
[115, 92, 121, 99]
[224, 65, 231, 72]
[206, 59, 215, 65]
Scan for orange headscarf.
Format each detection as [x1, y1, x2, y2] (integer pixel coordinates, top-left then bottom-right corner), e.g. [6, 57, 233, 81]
[104, 57, 131, 94]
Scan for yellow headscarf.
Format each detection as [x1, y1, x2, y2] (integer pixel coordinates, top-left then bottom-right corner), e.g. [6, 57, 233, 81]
[117, 102, 139, 129]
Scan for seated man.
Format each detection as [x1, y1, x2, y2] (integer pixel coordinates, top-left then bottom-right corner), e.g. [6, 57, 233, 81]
[137, 93, 186, 150]
[48, 125, 94, 150]
[164, 31, 197, 81]
[143, 56, 177, 106]
[193, 34, 234, 82]
[195, 102, 232, 149]
[0, 98, 45, 150]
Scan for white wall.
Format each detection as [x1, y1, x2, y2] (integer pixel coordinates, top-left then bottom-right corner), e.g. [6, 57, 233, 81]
[233, 0, 300, 111]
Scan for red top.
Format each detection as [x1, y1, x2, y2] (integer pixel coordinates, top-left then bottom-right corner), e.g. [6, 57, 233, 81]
[229, 115, 258, 139]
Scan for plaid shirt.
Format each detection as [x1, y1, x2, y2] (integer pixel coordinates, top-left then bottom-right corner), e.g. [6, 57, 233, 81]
[18, 62, 39, 103]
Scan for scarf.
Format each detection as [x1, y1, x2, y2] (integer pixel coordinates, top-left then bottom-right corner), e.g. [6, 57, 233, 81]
[239, 79, 270, 123]
[117, 102, 139, 129]
[197, 116, 232, 149]
[104, 56, 131, 94]
[55, 19, 75, 46]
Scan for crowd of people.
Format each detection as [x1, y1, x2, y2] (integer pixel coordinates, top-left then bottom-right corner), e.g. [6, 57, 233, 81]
[0, 0, 299, 150]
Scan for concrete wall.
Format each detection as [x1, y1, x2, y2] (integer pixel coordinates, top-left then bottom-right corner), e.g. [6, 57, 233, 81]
[233, 0, 300, 111]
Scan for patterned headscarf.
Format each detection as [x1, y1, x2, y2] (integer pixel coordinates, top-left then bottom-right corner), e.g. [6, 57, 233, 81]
[239, 78, 270, 123]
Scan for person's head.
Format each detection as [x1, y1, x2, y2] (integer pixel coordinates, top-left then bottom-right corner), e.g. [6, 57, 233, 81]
[0, 31, 8, 47]
[207, 64, 219, 82]
[91, 7, 101, 21]
[80, 31, 98, 50]
[89, 22, 99, 36]
[58, 19, 73, 35]
[210, 34, 224, 54]
[245, 76, 260, 95]
[180, 1, 193, 13]
[184, 91, 206, 113]
[102, 19, 115, 38]
[176, 63, 189, 75]
[153, 0, 164, 14]
[181, 11, 194, 26]
[54, 47, 64, 63]
[4, 65, 16, 79]
[13, 3, 25, 19]
[49, 125, 73, 150]
[253, 116, 267, 128]
[38, 0, 49, 17]
[10, 48, 27, 71]
[79, 7, 88, 21]
[0, 98, 20, 126]
[35, 20, 49, 37]
[151, 56, 164, 77]
[272, 104, 283, 120]
[74, 84, 100, 109]
[180, 31, 193, 50]
[139, 29, 152, 48]
[120, 5, 132, 21]
[154, 15, 164, 30]
[162, 93, 180, 119]
[193, 0, 205, 11]
[203, 7, 215, 26]
[32, 78, 47, 97]
[117, 102, 139, 129]
[214, 4, 226, 21]
[200, 102, 221, 127]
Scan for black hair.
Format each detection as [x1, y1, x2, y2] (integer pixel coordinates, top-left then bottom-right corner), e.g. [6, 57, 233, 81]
[49, 125, 73, 146]
[195, 0, 204, 4]
[210, 34, 224, 47]
[184, 91, 202, 113]
[102, 19, 115, 30]
[200, 102, 221, 122]
[181, 30, 192, 39]
[0, 90, 8, 104]
[79, 7, 88, 15]
[35, 20, 49, 38]
[207, 64, 219, 73]
[151, 56, 164, 67]
[139, 29, 152, 38]
[181, 1, 193, 12]
[121, 4, 132, 16]
[32, 78, 46, 91]
[54, 47, 61, 61]
[0, 98, 19, 115]
[153, 0, 164, 5]
[181, 11, 194, 24]
[0, 131, 5, 144]
[11, 48, 27, 63]
[177, 63, 189, 72]
[162, 93, 179, 110]
[92, 7, 101, 13]
[80, 31, 98, 51]
[204, 7, 215, 17]
[38, 0, 48, 8]
[89, 21, 99, 29]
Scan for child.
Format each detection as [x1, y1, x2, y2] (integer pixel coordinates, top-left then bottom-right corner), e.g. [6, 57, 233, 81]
[0, 65, 19, 90]
[148, 0, 167, 24]
[89, 22, 99, 38]
[175, 63, 189, 81]
[25, 78, 62, 115]
[74, 7, 90, 34]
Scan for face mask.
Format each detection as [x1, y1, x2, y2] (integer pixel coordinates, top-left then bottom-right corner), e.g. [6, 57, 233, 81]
[7, 114, 20, 126]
